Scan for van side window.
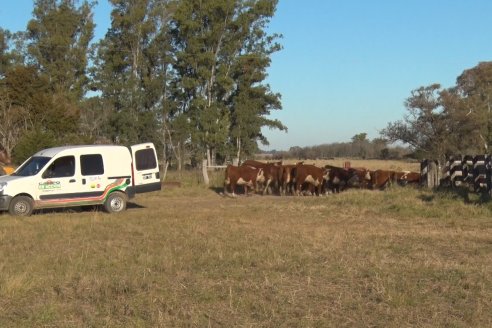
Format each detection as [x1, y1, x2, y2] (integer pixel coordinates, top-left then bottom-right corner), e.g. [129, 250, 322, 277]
[81, 154, 104, 176]
[42, 156, 75, 178]
[135, 149, 157, 171]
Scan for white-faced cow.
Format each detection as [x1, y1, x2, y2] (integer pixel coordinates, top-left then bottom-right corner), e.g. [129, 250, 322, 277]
[370, 169, 396, 190]
[324, 165, 371, 193]
[396, 171, 421, 186]
[293, 163, 328, 196]
[224, 165, 264, 197]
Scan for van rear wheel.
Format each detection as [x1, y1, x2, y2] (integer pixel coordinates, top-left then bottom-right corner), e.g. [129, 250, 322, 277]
[9, 196, 34, 216]
[104, 192, 127, 213]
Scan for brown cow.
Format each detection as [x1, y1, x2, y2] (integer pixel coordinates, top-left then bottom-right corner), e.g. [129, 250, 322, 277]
[351, 167, 372, 189]
[324, 165, 371, 193]
[242, 160, 282, 195]
[397, 171, 421, 185]
[370, 169, 396, 189]
[293, 164, 328, 196]
[280, 164, 296, 195]
[224, 165, 264, 196]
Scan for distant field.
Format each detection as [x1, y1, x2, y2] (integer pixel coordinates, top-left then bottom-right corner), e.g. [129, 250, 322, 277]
[276, 158, 421, 172]
[1, 172, 491, 327]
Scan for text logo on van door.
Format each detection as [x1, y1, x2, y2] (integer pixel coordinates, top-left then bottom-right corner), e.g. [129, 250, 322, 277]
[39, 180, 61, 190]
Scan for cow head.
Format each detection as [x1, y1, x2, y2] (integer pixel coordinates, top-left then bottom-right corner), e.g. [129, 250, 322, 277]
[323, 168, 330, 181]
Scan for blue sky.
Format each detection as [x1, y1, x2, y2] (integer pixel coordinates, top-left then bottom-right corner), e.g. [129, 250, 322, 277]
[2, 1, 492, 151]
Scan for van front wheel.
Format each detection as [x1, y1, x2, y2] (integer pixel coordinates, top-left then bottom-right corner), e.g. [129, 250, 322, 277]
[104, 192, 127, 213]
[9, 196, 34, 216]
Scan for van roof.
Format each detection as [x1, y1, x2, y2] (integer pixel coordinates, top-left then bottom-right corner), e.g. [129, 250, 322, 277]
[33, 144, 128, 158]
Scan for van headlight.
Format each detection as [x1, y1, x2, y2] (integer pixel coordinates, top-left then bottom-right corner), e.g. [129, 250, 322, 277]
[0, 182, 7, 193]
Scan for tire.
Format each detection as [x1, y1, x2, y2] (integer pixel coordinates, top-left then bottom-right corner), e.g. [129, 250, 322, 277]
[9, 196, 34, 217]
[103, 192, 127, 213]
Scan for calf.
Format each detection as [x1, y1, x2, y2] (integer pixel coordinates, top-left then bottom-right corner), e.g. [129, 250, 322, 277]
[224, 165, 264, 196]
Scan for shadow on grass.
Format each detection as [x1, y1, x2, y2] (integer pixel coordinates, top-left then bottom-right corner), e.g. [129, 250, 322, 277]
[422, 185, 492, 205]
[127, 202, 145, 209]
[209, 186, 224, 195]
[418, 194, 435, 202]
[33, 202, 146, 216]
[210, 186, 262, 197]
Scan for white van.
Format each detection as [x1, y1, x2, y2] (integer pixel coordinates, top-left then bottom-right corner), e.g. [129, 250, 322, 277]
[0, 143, 161, 216]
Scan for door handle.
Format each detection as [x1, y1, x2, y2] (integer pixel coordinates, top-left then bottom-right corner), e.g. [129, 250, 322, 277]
[69, 179, 76, 183]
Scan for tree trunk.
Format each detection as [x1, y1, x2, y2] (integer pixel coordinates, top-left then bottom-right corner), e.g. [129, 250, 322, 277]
[236, 136, 241, 162]
[177, 141, 182, 171]
[206, 146, 212, 167]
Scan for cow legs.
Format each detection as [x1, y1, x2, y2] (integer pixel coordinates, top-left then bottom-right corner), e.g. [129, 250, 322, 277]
[262, 178, 272, 195]
[295, 181, 303, 196]
[230, 181, 237, 196]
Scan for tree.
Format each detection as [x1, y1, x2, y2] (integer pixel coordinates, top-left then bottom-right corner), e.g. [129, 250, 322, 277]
[171, 0, 284, 165]
[381, 84, 452, 159]
[27, 0, 95, 100]
[227, 0, 285, 161]
[350, 133, 369, 158]
[454, 61, 492, 152]
[0, 88, 32, 159]
[0, 29, 11, 78]
[383, 62, 492, 159]
[93, 0, 172, 147]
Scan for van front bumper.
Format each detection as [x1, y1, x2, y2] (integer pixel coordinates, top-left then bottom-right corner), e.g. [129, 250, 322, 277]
[0, 195, 12, 211]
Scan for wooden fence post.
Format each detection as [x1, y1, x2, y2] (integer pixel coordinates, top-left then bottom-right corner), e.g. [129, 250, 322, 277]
[429, 160, 440, 188]
[202, 159, 209, 186]
[421, 159, 440, 188]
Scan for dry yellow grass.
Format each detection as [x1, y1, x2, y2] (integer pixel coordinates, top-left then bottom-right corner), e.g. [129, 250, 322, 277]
[277, 158, 420, 172]
[0, 180, 491, 327]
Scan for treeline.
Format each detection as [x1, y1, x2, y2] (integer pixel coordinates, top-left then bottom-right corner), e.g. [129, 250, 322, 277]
[0, 0, 284, 168]
[260, 133, 410, 160]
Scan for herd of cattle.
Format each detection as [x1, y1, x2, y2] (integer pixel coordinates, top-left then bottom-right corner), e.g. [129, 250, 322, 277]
[223, 160, 421, 196]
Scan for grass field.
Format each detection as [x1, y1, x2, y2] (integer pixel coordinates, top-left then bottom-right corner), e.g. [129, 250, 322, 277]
[1, 166, 492, 327]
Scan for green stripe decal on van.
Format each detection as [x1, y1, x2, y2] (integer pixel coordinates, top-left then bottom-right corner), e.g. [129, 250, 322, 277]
[35, 179, 128, 208]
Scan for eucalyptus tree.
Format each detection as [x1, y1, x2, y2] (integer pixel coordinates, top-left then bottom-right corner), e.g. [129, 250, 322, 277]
[227, 0, 285, 161]
[27, 0, 95, 99]
[171, 0, 284, 165]
[21, 0, 96, 148]
[93, 0, 173, 146]
[0, 29, 11, 78]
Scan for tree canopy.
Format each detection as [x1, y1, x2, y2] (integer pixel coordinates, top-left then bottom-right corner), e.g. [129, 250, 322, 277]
[0, 0, 285, 166]
[382, 62, 492, 160]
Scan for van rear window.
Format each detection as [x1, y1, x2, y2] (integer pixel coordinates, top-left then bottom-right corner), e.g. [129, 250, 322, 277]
[135, 149, 157, 171]
[81, 154, 104, 175]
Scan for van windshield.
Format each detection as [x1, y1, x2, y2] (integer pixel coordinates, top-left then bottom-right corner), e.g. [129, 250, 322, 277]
[12, 156, 51, 177]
